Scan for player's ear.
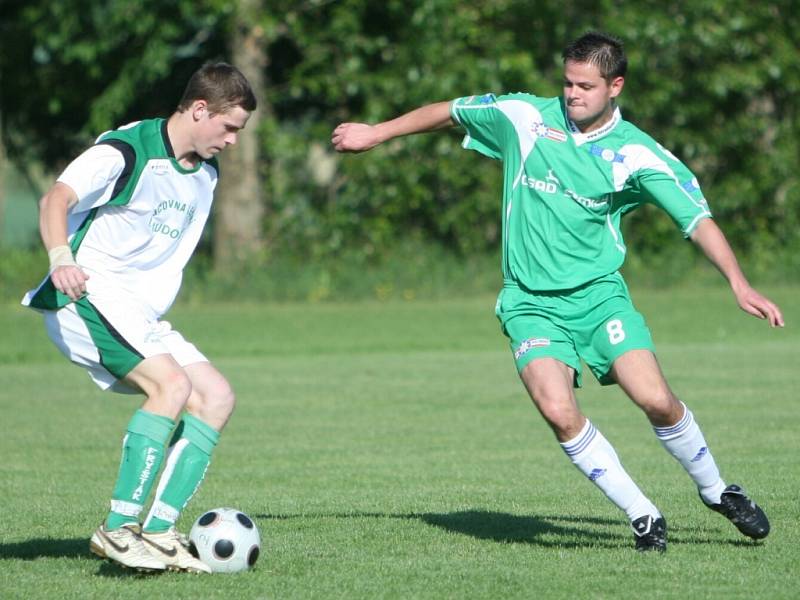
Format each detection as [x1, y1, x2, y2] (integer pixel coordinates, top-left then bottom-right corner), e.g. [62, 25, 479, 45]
[191, 100, 208, 121]
[609, 76, 625, 99]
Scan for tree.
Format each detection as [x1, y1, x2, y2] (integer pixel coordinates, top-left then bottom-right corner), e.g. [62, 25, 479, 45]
[214, 0, 267, 270]
[0, 1, 232, 170]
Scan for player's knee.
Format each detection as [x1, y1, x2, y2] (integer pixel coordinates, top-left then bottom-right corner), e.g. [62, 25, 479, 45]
[159, 370, 193, 410]
[214, 381, 236, 418]
[138, 369, 193, 418]
[189, 378, 236, 420]
[640, 388, 680, 423]
[533, 393, 579, 432]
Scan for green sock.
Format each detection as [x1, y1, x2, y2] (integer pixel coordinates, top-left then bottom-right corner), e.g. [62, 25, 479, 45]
[106, 409, 175, 529]
[142, 414, 220, 533]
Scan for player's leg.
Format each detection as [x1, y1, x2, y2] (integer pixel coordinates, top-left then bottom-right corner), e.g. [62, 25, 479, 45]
[611, 350, 769, 539]
[610, 349, 725, 500]
[140, 361, 234, 572]
[143, 361, 233, 533]
[91, 355, 192, 571]
[581, 274, 768, 540]
[520, 358, 663, 541]
[108, 353, 193, 521]
[498, 285, 664, 550]
[42, 302, 187, 571]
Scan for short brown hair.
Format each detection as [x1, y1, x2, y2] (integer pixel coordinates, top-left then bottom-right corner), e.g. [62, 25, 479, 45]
[562, 32, 627, 81]
[177, 62, 257, 114]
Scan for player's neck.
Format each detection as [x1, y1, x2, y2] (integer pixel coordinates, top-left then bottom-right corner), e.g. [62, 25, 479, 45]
[166, 113, 201, 169]
[574, 105, 616, 134]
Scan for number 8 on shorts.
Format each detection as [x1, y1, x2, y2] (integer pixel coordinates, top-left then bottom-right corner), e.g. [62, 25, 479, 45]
[606, 319, 626, 345]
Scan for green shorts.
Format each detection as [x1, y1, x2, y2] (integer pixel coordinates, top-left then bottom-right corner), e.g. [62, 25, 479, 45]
[495, 272, 654, 387]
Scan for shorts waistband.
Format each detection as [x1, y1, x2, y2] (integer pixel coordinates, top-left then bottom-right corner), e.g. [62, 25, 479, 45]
[502, 271, 622, 294]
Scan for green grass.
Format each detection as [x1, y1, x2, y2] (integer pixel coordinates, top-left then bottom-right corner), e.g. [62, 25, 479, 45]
[1, 287, 798, 599]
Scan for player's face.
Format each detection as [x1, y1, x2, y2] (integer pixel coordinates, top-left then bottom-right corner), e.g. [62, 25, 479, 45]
[192, 102, 251, 159]
[563, 60, 624, 132]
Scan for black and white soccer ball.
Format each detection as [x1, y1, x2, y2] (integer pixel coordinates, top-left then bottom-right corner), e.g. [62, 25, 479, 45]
[188, 507, 261, 573]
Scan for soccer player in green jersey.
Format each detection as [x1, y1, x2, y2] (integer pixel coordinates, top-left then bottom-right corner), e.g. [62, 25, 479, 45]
[331, 32, 784, 551]
[22, 64, 256, 571]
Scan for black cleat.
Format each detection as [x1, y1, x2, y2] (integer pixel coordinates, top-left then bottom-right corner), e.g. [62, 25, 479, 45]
[704, 484, 770, 540]
[631, 515, 667, 552]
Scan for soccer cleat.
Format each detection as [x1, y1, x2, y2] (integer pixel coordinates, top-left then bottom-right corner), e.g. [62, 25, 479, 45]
[631, 515, 667, 552]
[90, 523, 167, 572]
[140, 527, 212, 573]
[704, 484, 770, 540]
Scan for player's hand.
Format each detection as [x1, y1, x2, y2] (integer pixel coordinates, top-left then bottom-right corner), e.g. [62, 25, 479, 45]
[331, 123, 382, 153]
[733, 285, 784, 327]
[51, 265, 90, 301]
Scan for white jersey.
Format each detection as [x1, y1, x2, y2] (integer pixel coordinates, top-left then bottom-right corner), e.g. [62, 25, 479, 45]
[23, 118, 218, 318]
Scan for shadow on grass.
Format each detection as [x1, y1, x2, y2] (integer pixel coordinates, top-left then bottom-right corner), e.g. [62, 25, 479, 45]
[257, 510, 622, 549]
[95, 561, 166, 578]
[256, 509, 765, 550]
[418, 510, 621, 548]
[0, 538, 171, 577]
[0, 537, 86, 560]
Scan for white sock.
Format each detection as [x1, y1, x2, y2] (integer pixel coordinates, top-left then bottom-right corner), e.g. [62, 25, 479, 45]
[653, 403, 726, 505]
[561, 420, 660, 522]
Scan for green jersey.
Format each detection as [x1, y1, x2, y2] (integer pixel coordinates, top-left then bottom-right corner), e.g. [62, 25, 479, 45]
[450, 93, 711, 291]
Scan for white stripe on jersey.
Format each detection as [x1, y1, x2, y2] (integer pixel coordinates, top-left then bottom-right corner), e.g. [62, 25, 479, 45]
[606, 212, 626, 254]
[614, 143, 711, 234]
[497, 99, 542, 172]
[454, 98, 543, 170]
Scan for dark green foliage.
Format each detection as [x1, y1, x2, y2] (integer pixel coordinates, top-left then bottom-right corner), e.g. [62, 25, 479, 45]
[0, 0, 229, 168]
[1, 1, 798, 275]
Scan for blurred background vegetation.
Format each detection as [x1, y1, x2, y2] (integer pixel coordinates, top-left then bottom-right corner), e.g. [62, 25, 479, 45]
[1, 0, 798, 302]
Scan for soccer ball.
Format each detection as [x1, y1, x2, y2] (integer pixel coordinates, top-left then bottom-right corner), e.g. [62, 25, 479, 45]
[188, 507, 261, 573]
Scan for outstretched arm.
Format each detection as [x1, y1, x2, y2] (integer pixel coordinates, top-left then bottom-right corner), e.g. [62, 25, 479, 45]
[331, 101, 455, 153]
[39, 182, 90, 301]
[690, 218, 784, 327]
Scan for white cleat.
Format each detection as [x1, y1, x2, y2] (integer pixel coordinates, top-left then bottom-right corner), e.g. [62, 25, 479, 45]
[140, 527, 212, 574]
[90, 523, 167, 572]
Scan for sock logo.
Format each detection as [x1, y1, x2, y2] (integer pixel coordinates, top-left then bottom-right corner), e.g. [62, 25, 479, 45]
[588, 468, 607, 481]
[690, 447, 708, 463]
[132, 447, 159, 501]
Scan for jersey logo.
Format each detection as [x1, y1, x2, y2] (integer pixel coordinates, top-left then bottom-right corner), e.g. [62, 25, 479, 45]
[521, 172, 558, 194]
[531, 121, 567, 142]
[514, 337, 550, 360]
[590, 144, 625, 163]
[546, 169, 561, 186]
[681, 178, 700, 192]
[519, 169, 608, 209]
[149, 198, 198, 239]
[148, 159, 172, 176]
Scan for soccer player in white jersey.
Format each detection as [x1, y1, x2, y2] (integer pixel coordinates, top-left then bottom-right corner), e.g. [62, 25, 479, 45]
[331, 32, 785, 551]
[22, 63, 256, 572]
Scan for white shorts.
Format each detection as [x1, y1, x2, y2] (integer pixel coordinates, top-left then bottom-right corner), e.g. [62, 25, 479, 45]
[43, 296, 207, 394]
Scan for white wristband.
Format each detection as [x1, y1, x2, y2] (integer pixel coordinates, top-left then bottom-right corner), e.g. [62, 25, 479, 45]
[48, 245, 77, 271]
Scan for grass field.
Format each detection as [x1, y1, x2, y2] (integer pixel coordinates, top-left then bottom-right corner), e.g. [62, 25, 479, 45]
[1, 287, 798, 599]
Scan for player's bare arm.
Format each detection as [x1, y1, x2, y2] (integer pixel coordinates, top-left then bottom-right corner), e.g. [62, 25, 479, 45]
[690, 218, 784, 327]
[38, 182, 89, 301]
[331, 101, 454, 153]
